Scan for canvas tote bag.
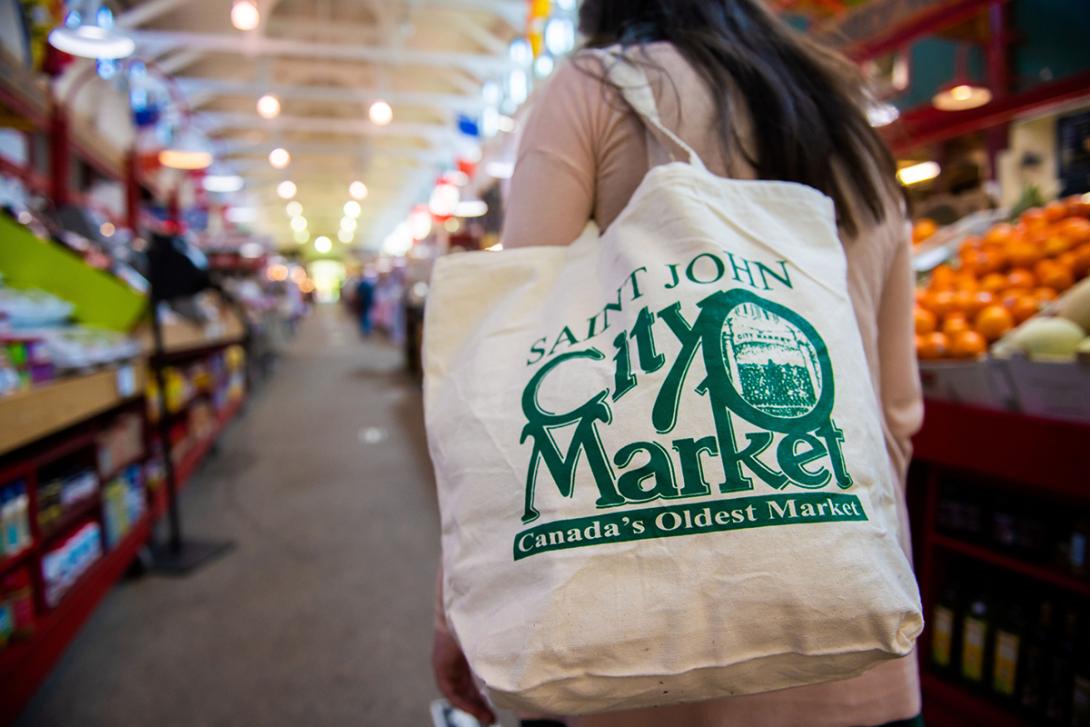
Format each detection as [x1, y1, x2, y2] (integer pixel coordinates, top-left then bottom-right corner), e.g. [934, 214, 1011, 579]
[424, 51, 923, 716]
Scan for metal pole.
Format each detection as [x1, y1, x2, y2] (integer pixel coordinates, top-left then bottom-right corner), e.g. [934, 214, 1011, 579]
[149, 294, 184, 553]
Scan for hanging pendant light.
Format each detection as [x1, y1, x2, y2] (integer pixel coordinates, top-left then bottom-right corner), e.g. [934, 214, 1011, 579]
[159, 125, 214, 170]
[49, 1, 135, 60]
[932, 45, 992, 112]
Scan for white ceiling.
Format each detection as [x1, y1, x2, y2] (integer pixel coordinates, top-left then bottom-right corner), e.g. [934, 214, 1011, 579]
[117, 0, 525, 251]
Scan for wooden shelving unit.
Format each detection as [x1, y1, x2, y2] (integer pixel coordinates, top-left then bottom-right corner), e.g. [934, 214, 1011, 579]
[0, 343, 247, 721]
[0, 364, 146, 457]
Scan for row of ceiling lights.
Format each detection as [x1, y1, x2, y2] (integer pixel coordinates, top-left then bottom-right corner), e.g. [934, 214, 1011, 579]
[281, 182, 369, 252]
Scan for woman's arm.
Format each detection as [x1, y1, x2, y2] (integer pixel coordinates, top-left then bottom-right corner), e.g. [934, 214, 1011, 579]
[877, 226, 925, 484]
[501, 61, 607, 250]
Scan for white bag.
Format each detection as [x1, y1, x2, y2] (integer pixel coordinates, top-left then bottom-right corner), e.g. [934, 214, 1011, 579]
[424, 53, 922, 716]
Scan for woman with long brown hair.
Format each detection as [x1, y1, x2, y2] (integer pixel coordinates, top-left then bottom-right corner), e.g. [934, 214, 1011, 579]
[433, 1, 923, 724]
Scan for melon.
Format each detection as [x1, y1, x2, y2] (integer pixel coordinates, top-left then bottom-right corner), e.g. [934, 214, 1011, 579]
[1007, 317, 1085, 358]
[1059, 278, 1090, 331]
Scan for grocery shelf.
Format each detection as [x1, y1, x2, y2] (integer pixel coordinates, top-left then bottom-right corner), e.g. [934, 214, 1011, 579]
[931, 533, 1090, 598]
[38, 497, 101, 546]
[0, 364, 146, 458]
[913, 399, 1090, 502]
[0, 547, 34, 577]
[140, 315, 246, 360]
[0, 514, 151, 724]
[100, 454, 148, 484]
[174, 398, 245, 492]
[920, 671, 1029, 727]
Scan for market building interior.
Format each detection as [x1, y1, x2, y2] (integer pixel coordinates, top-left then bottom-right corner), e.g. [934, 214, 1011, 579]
[0, 0, 1089, 725]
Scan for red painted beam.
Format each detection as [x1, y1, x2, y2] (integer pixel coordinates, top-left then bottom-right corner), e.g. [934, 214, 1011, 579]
[885, 70, 1090, 154]
[844, 0, 1005, 61]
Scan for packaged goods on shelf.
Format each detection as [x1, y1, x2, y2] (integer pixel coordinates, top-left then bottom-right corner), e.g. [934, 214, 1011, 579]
[0, 570, 35, 647]
[0, 482, 31, 559]
[40, 522, 103, 609]
[35, 470, 97, 535]
[96, 412, 144, 476]
[0, 288, 73, 329]
[928, 559, 1088, 723]
[102, 465, 145, 549]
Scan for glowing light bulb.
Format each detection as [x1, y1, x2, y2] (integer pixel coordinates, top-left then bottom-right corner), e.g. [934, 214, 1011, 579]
[276, 180, 297, 199]
[286, 201, 303, 217]
[315, 236, 332, 253]
[349, 181, 368, 199]
[344, 200, 361, 218]
[231, 0, 260, 31]
[257, 93, 281, 119]
[369, 100, 393, 126]
[268, 147, 291, 169]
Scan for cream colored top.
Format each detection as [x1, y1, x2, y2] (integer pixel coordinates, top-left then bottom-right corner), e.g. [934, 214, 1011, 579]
[445, 43, 924, 726]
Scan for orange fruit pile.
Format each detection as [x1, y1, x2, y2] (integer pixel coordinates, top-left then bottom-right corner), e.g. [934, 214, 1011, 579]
[915, 196, 1090, 360]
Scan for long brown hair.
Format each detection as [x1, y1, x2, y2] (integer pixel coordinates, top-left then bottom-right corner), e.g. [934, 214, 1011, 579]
[578, 0, 899, 237]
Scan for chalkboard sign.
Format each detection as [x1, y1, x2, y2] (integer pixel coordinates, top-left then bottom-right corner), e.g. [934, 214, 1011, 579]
[1058, 108, 1090, 197]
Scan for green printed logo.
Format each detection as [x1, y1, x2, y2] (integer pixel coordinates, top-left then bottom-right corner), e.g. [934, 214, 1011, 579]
[515, 253, 861, 559]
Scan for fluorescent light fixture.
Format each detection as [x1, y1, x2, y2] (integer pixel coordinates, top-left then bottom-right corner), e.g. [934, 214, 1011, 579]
[231, 0, 260, 31]
[409, 207, 432, 240]
[203, 174, 245, 193]
[340, 216, 357, 232]
[268, 147, 291, 169]
[349, 180, 368, 199]
[429, 183, 460, 218]
[932, 83, 992, 112]
[455, 200, 488, 218]
[896, 161, 941, 187]
[338, 229, 353, 243]
[509, 38, 532, 67]
[290, 216, 308, 231]
[314, 236, 332, 253]
[534, 54, 555, 78]
[159, 127, 213, 170]
[226, 206, 258, 223]
[485, 160, 514, 179]
[343, 200, 362, 218]
[508, 69, 528, 106]
[276, 180, 297, 199]
[867, 101, 900, 128]
[544, 18, 575, 56]
[257, 94, 281, 119]
[49, 4, 135, 60]
[369, 100, 393, 126]
[286, 201, 303, 217]
[382, 222, 413, 257]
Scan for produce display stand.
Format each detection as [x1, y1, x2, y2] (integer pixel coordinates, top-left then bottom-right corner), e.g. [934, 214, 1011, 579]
[911, 398, 1090, 726]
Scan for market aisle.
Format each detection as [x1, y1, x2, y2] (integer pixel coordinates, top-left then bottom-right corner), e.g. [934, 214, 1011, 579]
[17, 305, 443, 727]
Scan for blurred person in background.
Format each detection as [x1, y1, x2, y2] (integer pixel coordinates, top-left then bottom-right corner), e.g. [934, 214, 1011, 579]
[432, 1, 923, 725]
[355, 271, 376, 337]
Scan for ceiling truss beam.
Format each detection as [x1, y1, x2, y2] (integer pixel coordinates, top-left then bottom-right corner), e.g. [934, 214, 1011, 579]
[127, 30, 512, 76]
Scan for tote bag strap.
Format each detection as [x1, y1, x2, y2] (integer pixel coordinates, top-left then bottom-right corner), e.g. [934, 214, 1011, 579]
[593, 49, 708, 172]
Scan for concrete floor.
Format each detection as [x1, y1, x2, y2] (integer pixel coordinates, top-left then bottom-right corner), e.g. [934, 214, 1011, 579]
[17, 306, 454, 726]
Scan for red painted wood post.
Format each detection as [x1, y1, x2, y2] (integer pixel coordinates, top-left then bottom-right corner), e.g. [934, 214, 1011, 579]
[48, 99, 69, 208]
[124, 149, 140, 233]
[985, 0, 1011, 179]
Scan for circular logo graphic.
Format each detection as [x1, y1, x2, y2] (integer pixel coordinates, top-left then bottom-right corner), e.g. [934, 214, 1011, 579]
[716, 289, 834, 433]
